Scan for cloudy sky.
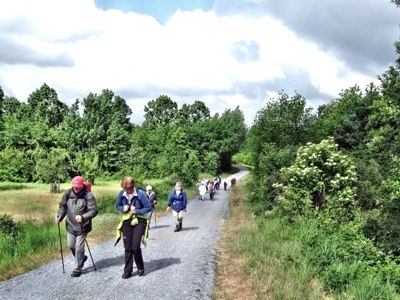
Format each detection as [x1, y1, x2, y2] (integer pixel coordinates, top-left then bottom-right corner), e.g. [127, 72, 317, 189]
[1, 0, 399, 126]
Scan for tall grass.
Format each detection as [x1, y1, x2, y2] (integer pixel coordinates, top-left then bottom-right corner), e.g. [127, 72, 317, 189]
[0, 218, 61, 280]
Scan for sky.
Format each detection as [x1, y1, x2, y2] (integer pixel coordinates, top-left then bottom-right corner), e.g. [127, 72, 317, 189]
[0, 0, 399, 126]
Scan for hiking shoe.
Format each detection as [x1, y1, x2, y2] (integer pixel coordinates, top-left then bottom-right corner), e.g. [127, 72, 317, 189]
[138, 269, 144, 276]
[71, 270, 81, 277]
[122, 273, 132, 279]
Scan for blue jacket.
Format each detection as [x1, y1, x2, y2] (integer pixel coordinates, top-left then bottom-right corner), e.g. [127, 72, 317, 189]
[115, 188, 152, 215]
[168, 190, 187, 212]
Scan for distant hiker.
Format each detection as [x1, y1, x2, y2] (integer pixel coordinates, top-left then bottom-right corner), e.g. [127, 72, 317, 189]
[114, 176, 152, 279]
[145, 185, 157, 227]
[166, 181, 187, 232]
[55, 176, 98, 277]
[208, 180, 215, 200]
[198, 182, 207, 201]
[224, 181, 227, 191]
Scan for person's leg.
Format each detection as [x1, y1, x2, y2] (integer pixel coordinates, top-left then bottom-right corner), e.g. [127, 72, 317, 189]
[173, 210, 180, 232]
[178, 210, 184, 231]
[75, 234, 87, 271]
[67, 231, 76, 257]
[122, 220, 134, 277]
[67, 232, 86, 276]
[132, 220, 146, 275]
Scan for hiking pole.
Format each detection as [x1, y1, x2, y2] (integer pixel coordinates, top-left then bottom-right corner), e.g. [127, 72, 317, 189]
[57, 223, 65, 273]
[154, 210, 157, 228]
[85, 239, 97, 271]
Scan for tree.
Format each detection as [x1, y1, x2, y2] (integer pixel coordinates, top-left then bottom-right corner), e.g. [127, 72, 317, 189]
[81, 89, 132, 173]
[26, 83, 68, 127]
[143, 95, 178, 128]
[0, 86, 4, 131]
[248, 91, 315, 171]
[315, 84, 378, 150]
[176, 100, 210, 125]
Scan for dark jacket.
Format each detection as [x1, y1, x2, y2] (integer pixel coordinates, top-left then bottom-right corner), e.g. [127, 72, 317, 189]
[168, 190, 187, 212]
[57, 187, 98, 236]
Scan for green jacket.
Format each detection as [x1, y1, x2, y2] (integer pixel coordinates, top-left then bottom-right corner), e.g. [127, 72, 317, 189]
[114, 211, 149, 246]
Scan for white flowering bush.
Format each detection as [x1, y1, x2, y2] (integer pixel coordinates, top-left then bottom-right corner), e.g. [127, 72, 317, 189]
[274, 137, 358, 223]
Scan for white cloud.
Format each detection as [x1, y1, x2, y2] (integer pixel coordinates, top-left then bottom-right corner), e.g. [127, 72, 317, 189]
[0, 0, 398, 126]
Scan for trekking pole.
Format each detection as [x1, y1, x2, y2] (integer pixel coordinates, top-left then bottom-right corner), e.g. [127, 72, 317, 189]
[85, 239, 97, 271]
[57, 223, 65, 273]
[154, 210, 157, 228]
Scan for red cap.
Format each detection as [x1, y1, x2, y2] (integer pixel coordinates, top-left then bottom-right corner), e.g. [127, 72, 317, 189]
[71, 176, 84, 188]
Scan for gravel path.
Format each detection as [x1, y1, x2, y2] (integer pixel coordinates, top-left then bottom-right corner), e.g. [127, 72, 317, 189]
[0, 168, 249, 300]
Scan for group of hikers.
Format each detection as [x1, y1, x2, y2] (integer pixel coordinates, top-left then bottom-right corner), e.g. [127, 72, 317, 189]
[196, 176, 223, 201]
[55, 176, 192, 279]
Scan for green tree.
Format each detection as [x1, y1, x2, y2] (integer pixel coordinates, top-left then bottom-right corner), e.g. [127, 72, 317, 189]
[33, 147, 70, 183]
[81, 89, 132, 173]
[0, 86, 4, 131]
[316, 84, 378, 150]
[26, 83, 68, 127]
[176, 100, 210, 125]
[143, 95, 178, 128]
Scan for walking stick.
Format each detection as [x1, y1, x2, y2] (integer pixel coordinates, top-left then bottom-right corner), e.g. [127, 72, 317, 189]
[154, 209, 157, 228]
[57, 223, 65, 273]
[85, 239, 97, 271]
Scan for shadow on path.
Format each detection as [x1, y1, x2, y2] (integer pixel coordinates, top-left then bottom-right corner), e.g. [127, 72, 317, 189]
[145, 257, 181, 275]
[90, 255, 124, 271]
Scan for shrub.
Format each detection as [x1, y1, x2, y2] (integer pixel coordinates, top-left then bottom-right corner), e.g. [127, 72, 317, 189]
[0, 214, 22, 242]
[274, 137, 358, 224]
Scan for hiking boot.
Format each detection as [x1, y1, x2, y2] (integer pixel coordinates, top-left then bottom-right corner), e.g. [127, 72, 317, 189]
[78, 255, 88, 269]
[71, 270, 81, 277]
[174, 224, 180, 232]
[122, 272, 132, 279]
[138, 269, 144, 276]
[179, 222, 182, 231]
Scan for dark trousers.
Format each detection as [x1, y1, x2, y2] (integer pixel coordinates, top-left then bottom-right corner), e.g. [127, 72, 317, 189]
[122, 219, 147, 274]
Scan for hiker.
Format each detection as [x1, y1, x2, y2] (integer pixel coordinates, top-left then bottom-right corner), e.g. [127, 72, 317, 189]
[55, 176, 98, 277]
[224, 181, 227, 191]
[166, 181, 187, 232]
[209, 180, 215, 200]
[198, 182, 207, 201]
[145, 185, 157, 227]
[115, 176, 152, 279]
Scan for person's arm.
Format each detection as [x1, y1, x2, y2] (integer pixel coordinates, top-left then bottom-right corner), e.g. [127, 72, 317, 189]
[55, 190, 69, 223]
[183, 192, 187, 210]
[115, 190, 126, 213]
[134, 190, 152, 215]
[82, 192, 98, 221]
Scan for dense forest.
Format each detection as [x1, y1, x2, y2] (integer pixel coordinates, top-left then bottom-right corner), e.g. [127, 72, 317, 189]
[0, 87, 246, 185]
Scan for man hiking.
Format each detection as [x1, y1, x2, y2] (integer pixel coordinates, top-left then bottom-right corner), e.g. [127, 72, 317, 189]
[55, 176, 98, 277]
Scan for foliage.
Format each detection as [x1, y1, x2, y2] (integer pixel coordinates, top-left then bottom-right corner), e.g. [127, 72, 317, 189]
[0, 214, 22, 242]
[33, 147, 70, 183]
[274, 138, 358, 224]
[315, 84, 378, 150]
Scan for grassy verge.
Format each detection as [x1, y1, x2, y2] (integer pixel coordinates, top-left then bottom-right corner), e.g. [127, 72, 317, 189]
[213, 179, 327, 300]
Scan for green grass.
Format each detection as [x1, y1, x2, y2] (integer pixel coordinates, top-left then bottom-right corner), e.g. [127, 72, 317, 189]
[228, 214, 325, 299]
